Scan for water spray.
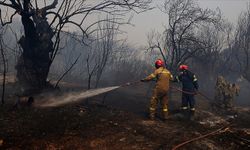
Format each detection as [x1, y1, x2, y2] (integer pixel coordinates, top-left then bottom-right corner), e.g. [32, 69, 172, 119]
[34, 80, 211, 108]
[35, 81, 141, 108]
[35, 86, 121, 107]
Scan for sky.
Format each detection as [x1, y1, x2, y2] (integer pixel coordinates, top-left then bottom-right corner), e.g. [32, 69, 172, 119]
[0, 0, 249, 46]
[122, 0, 249, 46]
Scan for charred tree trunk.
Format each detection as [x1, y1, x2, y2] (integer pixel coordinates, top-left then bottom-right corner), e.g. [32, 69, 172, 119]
[15, 10, 54, 95]
[0, 37, 6, 104]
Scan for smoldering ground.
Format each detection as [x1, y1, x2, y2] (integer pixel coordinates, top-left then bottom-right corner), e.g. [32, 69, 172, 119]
[1, 76, 250, 150]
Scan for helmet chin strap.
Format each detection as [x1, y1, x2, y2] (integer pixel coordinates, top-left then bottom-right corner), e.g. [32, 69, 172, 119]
[155, 65, 160, 69]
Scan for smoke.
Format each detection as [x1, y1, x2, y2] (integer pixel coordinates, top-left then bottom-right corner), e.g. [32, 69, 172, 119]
[35, 86, 120, 107]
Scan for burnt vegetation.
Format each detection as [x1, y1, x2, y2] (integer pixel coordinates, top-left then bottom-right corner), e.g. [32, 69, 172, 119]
[0, 0, 250, 149]
[0, 0, 152, 94]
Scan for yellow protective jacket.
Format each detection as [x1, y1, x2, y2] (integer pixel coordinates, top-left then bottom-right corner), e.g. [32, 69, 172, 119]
[143, 67, 173, 92]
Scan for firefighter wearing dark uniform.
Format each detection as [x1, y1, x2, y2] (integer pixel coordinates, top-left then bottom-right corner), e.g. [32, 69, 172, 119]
[141, 59, 173, 120]
[175, 65, 198, 115]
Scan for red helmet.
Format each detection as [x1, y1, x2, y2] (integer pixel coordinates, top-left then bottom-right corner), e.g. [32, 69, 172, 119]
[155, 59, 164, 68]
[179, 65, 188, 70]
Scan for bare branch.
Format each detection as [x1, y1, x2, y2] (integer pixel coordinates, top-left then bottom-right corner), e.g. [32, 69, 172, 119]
[41, 0, 58, 11]
[0, 10, 18, 26]
[54, 54, 81, 88]
[0, 0, 20, 9]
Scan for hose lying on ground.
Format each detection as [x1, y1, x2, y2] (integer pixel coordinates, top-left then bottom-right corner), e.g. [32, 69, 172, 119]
[171, 125, 231, 150]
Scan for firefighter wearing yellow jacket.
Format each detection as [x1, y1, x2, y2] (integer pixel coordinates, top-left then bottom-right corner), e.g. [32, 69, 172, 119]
[141, 59, 173, 120]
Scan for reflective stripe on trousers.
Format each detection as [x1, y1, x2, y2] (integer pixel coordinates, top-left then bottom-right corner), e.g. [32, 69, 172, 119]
[150, 107, 156, 111]
[163, 108, 168, 112]
[182, 106, 188, 110]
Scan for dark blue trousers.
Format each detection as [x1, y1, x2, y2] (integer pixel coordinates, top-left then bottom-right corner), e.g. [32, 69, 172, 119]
[182, 93, 195, 109]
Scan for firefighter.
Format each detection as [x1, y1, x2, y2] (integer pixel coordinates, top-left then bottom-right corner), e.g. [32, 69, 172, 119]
[175, 65, 199, 117]
[214, 76, 228, 110]
[223, 83, 240, 111]
[213, 76, 240, 112]
[141, 59, 173, 120]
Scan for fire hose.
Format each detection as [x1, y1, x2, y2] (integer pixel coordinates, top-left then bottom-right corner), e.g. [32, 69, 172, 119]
[122, 81, 246, 150]
[171, 125, 231, 150]
[122, 80, 212, 101]
[171, 126, 250, 150]
[120, 81, 141, 87]
[169, 86, 213, 101]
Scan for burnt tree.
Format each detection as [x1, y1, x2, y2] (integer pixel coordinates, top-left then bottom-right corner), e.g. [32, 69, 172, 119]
[0, 0, 152, 95]
[0, 26, 7, 104]
[148, 0, 221, 73]
[233, 4, 250, 82]
[16, 2, 54, 94]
